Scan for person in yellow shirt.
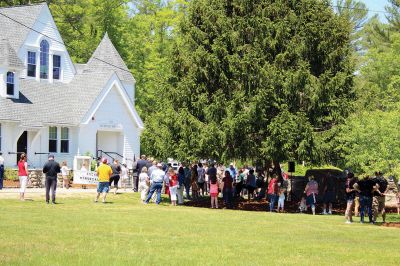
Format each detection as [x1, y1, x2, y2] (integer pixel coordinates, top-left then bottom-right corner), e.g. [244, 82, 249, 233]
[95, 158, 112, 203]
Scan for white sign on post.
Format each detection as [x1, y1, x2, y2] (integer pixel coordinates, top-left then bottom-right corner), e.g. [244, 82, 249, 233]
[73, 170, 98, 184]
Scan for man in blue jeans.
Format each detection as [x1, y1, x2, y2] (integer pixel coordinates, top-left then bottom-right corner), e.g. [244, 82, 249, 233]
[145, 163, 165, 204]
[354, 176, 377, 223]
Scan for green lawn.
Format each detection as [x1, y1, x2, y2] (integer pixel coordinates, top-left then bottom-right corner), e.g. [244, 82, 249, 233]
[0, 193, 399, 265]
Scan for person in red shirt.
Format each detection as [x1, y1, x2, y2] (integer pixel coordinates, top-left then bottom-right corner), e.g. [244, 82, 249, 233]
[18, 153, 28, 201]
[222, 170, 233, 208]
[267, 174, 279, 212]
[168, 168, 178, 206]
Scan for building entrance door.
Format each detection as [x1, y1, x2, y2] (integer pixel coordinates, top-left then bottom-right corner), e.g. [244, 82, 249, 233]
[17, 131, 28, 162]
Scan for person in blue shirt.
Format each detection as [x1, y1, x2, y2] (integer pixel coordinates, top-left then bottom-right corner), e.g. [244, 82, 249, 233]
[145, 163, 165, 205]
[226, 163, 237, 179]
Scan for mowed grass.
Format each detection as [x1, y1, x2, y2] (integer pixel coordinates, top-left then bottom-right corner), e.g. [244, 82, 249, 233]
[1, 193, 400, 266]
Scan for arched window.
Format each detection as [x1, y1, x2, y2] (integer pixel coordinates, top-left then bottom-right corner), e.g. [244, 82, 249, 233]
[6, 72, 14, 95]
[40, 40, 49, 79]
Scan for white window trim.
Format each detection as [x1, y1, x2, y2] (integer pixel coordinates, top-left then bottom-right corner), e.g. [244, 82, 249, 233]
[25, 38, 64, 83]
[48, 126, 71, 154]
[52, 53, 63, 82]
[48, 126, 58, 153]
[26, 51, 37, 79]
[60, 127, 69, 154]
[6, 71, 15, 96]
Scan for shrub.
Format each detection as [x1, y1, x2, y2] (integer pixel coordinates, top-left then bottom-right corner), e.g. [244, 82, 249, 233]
[4, 168, 19, 180]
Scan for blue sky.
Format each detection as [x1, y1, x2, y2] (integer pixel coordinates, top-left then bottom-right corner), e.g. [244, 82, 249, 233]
[361, 0, 390, 20]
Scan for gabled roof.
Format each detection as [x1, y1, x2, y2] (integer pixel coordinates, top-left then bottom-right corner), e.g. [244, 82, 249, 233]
[0, 3, 45, 53]
[85, 33, 135, 83]
[0, 39, 24, 69]
[0, 4, 141, 129]
[0, 71, 115, 126]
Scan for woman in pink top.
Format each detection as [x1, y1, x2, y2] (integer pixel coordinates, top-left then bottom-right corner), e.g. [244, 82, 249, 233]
[210, 175, 219, 208]
[304, 175, 319, 215]
[18, 153, 28, 201]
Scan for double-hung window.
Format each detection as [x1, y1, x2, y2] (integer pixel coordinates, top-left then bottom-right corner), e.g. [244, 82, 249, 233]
[27, 51, 36, 77]
[6, 72, 14, 95]
[53, 55, 61, 80]
[49, 126, 57, 153]
[60, 127, 69, 153]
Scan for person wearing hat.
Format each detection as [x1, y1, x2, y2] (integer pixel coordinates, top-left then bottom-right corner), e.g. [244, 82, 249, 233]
[226, 163, 237, 180]
[144, 163, 165, 204]
[95, 158, 113, 203]
[42, 154, 61, 204]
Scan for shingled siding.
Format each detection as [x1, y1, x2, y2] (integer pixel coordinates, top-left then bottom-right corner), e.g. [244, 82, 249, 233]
[18, 5, 75, 83]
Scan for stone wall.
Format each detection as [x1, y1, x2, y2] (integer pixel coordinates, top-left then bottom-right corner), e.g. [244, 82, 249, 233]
[28, 170, 45, 188]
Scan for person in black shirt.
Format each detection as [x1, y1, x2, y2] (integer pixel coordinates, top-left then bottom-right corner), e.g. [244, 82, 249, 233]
[109, 160, 121, 195]
[322, 174, 336, 215]
[344, 173, 357, 223]
[42, 154, 61, 204]
[372, 172, 388, 223]
[354, 176, 377, 223]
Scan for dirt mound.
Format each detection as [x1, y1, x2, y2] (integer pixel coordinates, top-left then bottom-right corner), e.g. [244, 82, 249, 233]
[184, 196, 399, 215]
[382, 223, 400, 228]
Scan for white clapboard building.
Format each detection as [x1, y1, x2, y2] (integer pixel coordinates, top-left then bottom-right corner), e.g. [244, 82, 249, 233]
[0, 3, 144, 169]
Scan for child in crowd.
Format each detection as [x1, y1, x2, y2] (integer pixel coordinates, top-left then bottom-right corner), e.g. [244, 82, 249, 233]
[277, 187, 286, 212]
[61, 161, 69, 189]
[299, 193, 307, 213]
[210, 176, 219, 209]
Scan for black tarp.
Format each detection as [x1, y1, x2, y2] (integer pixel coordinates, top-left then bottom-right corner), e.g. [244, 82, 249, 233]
[289, 169, 346, 203]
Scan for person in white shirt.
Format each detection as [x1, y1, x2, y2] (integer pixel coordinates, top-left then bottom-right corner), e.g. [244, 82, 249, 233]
[120, 163, 129, 191]
[138, 167, 149, 201]
[61, 161, 70, 189]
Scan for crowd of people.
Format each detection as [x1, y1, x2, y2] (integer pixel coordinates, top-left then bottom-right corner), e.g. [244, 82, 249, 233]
[3, 153, 400, 225]
[129, 156, 400, 224]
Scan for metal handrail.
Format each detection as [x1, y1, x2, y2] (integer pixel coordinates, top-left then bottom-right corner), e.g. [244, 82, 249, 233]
[97, 150, 134, 162]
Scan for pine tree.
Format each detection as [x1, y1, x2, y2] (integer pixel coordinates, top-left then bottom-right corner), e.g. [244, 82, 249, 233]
[143, 0, 355, 165]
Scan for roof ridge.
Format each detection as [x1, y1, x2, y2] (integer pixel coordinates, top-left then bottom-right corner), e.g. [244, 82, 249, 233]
[85, 33, 134, 83]
[0, 2, 46, 10]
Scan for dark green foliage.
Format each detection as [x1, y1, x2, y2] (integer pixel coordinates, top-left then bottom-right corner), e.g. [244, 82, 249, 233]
[143, 0, 355, 163]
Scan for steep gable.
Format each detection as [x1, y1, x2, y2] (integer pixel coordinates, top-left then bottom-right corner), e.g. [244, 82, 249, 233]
[0, 3, 45, 54]
[85, 33, 135, 83]
[0, 39, 24, 69]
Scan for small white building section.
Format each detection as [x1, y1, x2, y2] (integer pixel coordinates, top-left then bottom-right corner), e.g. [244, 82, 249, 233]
[0, 3, 144, 169]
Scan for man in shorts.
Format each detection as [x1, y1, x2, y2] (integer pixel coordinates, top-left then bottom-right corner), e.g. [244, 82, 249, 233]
[95, 158, 113, 203]
[372, 172, 388, 224]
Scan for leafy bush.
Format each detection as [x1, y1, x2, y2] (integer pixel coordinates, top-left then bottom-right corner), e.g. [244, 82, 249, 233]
[4, 168, 19, 180]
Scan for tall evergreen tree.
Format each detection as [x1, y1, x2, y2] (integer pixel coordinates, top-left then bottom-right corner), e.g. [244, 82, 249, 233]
[143, 0, 355, 165]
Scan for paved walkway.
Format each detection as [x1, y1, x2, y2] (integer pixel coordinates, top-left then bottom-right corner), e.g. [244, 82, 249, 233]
[0, 188, 135, 199]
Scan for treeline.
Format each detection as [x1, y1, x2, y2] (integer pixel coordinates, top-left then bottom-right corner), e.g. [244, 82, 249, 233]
[1, 0, 399, 176]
